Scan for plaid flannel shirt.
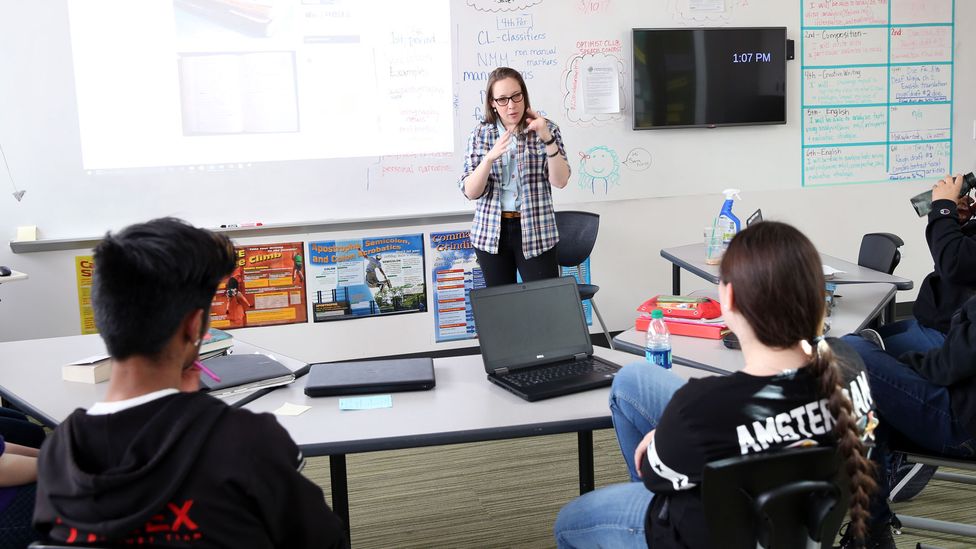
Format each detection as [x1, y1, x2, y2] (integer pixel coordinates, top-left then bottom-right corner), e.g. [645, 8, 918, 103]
[458, 120, 568, 259]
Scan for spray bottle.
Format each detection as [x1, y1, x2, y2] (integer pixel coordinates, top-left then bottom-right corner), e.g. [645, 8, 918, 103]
[718, 189, 741, 247]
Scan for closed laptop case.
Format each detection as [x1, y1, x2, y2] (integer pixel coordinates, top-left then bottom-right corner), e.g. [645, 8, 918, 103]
[304, 357, 436, 397]
[198, 353, 296, 396]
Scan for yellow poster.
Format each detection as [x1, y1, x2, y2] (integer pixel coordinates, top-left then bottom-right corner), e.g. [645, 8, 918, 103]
[75, 255, 97, 334]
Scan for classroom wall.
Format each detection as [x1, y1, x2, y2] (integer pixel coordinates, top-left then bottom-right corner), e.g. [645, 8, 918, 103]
[1, 0, 974, 360]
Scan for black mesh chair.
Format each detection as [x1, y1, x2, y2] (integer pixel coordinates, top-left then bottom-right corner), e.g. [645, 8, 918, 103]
[702, 447, 848, 549]
[857, 233, 904, 275]
[554, 211, 613, 349]
[857, 232, 904, 325]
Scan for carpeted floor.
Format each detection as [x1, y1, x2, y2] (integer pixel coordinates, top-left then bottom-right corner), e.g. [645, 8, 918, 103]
[302, 429, 976, 548]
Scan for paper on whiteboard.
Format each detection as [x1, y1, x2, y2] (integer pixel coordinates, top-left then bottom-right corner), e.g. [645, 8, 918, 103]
[581, 62, 620, 114]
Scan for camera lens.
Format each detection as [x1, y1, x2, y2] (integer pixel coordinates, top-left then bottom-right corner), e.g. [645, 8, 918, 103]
[964, 172, 976, 194]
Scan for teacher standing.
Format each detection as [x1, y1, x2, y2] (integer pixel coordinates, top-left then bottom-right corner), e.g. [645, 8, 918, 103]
[459, 67, 571, 287]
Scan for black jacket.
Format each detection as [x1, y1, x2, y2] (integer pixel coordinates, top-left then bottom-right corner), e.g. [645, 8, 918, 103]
[913, 199, 976, 333]
[905, 296, 976, 439]
[34, 392, 347, 548]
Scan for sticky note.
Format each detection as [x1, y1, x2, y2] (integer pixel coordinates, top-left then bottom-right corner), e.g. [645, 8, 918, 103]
[339, 395, 393, 410]
[273, 402, 312, 416]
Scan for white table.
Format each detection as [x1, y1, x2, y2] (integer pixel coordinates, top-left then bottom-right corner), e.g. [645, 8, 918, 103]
[244, 345, 712, 534]
[661, 243, 913, 294]
[613, 283, 897, 374]
[0, 334, 307, 426]
[0, 335, 713, 538]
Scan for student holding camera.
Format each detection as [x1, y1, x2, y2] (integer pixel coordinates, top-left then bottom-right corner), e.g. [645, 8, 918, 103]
[875, 173, 976, 357]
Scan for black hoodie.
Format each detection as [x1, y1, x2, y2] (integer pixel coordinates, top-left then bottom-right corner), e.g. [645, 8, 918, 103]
[34, 391, 347, 548]
[904, 296, 976, 439]
[912, 199, 976, 334]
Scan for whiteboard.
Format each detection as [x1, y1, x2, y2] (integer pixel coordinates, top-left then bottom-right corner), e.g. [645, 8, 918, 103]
[800, 0, 956, 185]
[1, 0, 873, 241]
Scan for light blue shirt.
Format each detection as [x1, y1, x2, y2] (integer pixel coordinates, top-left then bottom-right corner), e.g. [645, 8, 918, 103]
[495, 121, 521, 212]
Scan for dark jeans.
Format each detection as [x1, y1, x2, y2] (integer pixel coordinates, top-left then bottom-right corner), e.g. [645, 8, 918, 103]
[474, 218, 559, 287]
[0, 407, 46, 448]
[843, 335, 976, 523]
[876, 318, 946, 358]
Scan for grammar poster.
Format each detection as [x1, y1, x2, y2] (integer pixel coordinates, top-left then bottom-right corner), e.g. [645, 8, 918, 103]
[307, 234, 426, 322]
[429, 231, 593, 342]
[429, 230, 483, 342]
[75, 255, 97, 335]
[210, 242, 307, 329]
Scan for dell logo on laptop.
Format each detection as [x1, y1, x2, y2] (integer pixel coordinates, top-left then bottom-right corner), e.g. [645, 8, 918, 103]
[536, 354, 544, 359]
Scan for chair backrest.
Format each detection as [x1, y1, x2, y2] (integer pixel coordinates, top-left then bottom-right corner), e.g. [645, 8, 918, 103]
[702, 446, 849, 549]
[857, 232, 904, 275]
[554, 211, 599, 268]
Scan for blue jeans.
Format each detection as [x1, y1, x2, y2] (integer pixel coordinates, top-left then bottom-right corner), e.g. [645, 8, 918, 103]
[875, 318, 945, 358]
[609, 362, 688, 481]
[843, 335, 976, 522]
[553, 362, 686, 548]
[554, 482, 653, 548]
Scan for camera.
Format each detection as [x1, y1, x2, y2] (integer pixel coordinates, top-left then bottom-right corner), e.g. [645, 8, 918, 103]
[910, 172, 976, 217]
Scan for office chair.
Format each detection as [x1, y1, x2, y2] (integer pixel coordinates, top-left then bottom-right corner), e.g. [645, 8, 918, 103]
[857, 232, 904, 275]
[554, 211, 613, 349]
[888, 445, 976, 542]
[857, 232, 904, 325]
[701, 446, 848, 549]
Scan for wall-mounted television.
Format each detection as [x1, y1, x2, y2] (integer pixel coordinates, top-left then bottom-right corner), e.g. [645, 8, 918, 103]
[632, 27, 787, 130]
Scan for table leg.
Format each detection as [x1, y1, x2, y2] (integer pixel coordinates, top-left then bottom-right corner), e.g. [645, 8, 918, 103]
[577, 430, 595, 494]
[672, 264, 681, 295]
[330, 454, 350, 539]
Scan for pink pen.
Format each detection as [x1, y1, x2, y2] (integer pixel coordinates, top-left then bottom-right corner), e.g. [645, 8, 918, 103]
[193, 360, 222, 383]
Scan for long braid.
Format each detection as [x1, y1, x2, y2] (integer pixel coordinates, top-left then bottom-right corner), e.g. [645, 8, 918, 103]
[807, 338, 877, 540]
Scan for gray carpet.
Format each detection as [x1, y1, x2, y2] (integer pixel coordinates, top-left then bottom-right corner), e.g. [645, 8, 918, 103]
[303, 429, 976, 548]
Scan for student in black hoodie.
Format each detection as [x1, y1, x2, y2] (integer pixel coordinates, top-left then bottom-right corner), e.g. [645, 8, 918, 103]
[33, 218, 347, 549]
[841, 295, 976, 547]
[876, 174, 976, 357]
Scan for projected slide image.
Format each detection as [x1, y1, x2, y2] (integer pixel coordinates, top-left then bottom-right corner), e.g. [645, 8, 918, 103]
[174, 0, 288, 38]
[178, 51, 299, 135]
[67, 0, 451, 170]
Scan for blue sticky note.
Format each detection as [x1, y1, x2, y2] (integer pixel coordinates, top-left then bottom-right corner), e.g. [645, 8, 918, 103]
[339, 395, 393, 410]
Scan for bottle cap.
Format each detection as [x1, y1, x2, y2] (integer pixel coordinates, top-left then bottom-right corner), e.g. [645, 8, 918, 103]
[651, 309, 664, 319]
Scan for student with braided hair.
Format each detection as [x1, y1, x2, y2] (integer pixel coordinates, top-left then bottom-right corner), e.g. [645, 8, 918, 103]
[554, 221, 879, 548]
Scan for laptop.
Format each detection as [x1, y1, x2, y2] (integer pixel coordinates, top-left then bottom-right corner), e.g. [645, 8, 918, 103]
[304, 357, 436, 397]
[469, 276, 621, 401]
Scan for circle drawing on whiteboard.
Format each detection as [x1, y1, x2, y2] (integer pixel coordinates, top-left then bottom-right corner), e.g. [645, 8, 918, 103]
[465, 0, 542, 12]
[668, 0, 733, 24]
[561, 52, 626, 126]
[577, 146, 620, 195]
[622, 148, 652, 171]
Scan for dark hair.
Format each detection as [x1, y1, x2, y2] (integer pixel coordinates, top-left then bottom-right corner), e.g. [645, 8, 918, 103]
[92, 217, 236, 360]
[482, 67, 531, 128]
[720, 221, 876, 540]
[226, 276, 240, 291]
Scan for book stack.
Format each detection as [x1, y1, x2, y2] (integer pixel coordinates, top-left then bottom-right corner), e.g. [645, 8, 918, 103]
[199, 328, 234, 360]
[635, 295, 730, 340]
[63, 354, 112, 384]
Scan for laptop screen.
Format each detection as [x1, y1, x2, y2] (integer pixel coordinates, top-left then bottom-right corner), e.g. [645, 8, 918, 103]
[470, 277, 593, 372]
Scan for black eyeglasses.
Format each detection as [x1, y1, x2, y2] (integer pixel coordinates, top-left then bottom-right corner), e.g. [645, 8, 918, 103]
[492, 92, 524, 106]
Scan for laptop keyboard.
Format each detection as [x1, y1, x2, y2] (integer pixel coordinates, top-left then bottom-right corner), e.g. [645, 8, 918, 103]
[502, 358, 617, 388]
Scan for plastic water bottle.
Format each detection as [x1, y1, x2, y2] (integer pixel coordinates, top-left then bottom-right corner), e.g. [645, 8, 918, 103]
[645, 309, 672, 369]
